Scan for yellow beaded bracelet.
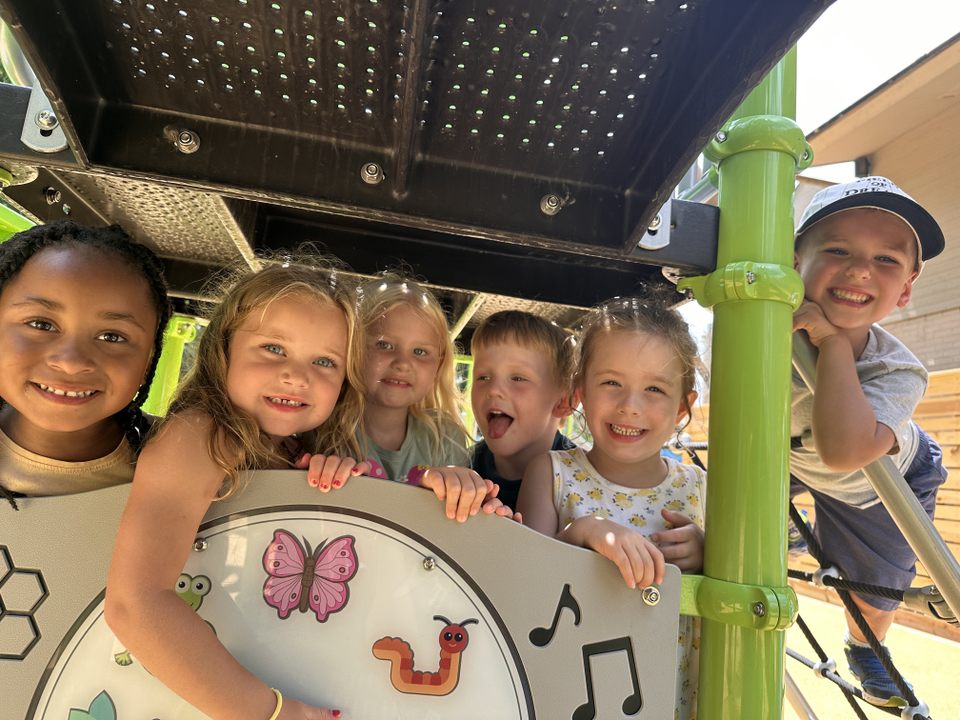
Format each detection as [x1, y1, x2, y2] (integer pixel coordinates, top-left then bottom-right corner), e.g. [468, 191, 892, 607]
[267, 688, 283, 720]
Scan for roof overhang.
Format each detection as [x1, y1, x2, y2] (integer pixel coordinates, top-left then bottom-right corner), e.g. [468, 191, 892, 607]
[808, 33, 960, 166]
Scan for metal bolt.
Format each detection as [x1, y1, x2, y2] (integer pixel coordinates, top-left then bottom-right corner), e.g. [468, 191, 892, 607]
[43, 186, 61, 205]
[715, 130, 727, 143]
[61, 203, 71, 215]
[422, 556, 436, 571]
[540, 193, 562, 216]
[174, 128, 201, 154]
[361, 162, 384, 185]
[647, 213, 662, 232]
[745, 271, 757, 284]
[192, 537, 208, 552]
[753, 601, 766, 617]
[801, 150, 810, 161]
[35, 109, 59, 131]
[640, 586, 661, 606]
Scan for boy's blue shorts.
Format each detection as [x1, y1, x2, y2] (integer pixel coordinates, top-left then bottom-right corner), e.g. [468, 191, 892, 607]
[791, 429, 947, 611]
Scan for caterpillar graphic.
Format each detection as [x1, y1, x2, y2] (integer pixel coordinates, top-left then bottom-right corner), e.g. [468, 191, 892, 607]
[372, 615, 479, 696]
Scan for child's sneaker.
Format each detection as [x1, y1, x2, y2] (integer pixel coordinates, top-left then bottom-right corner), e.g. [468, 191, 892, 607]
[844, 641, 912, 706]
[787, 510, 810, 557]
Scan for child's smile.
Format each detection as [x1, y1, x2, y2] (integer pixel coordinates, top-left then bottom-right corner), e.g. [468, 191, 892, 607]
[795, 208, 917, 339]
[0, 245, 157, 460]
[226, 294, 348, 442]
[363, 304, 442, 411]
[580, 330, 692, 488]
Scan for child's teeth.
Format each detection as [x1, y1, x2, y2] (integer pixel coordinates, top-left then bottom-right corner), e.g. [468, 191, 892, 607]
[610, 424, 644, 436]
[39, 384, 95, 398]
[269, 397, 303, 407]
[832, 289, 869, 303]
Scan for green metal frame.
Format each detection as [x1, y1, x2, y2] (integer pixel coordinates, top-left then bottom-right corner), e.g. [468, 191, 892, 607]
[676, 49, 811, 719]
[141, 315, 198, 417]
[0, 193, 32, 240]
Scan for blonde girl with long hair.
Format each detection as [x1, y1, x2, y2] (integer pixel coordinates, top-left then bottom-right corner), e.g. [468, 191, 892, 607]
[107, 260, 362, 720]
[310, 272, 500, 522]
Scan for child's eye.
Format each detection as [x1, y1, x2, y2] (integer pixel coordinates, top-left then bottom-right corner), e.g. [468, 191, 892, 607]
[97, 331, 127, 344]
[474, 374, 490, 382]
[413, 347, 429, 358]
[876, 255, 900, 265]
[601, 379, 621, 387]
[646, 386, 666, 394]
[824, 247, 848, 256]
[375, 339, 393, 351]
[314, 357, 336, 368]
[26, 319, 56, 332]
[510, 375, 527, 382]
[263, 344, 285, 356]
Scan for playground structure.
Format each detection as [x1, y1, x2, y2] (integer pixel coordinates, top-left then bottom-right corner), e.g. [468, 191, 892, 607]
[1, 1, 959, 718]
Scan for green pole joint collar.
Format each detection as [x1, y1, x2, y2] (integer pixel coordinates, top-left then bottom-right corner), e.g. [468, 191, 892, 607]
[677, 261, 803, 310]
[680, 575, 798, 631]
[0, 167, 12, 188]
[166, 314, 198, 344]
[705, 115, 813, 170]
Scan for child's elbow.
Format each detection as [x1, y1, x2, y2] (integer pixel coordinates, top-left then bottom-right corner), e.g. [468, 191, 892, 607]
[104, 587, 136, 641]
[817, 446, 876, 473]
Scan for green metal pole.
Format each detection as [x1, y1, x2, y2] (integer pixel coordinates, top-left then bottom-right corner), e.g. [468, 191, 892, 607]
[681, 49, 810, 719]
[0, 191, 33, 242]
[142, 315, 198, 417]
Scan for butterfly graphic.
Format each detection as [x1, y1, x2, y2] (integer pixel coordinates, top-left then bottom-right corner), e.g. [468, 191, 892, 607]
[262, 529, 358, 622]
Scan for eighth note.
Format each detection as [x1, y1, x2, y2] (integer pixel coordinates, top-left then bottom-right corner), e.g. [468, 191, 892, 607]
[529, 583, 581, 647]
[572, 636, 642, 720]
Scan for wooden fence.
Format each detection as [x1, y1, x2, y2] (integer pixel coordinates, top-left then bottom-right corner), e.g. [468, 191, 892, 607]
[686, 368, 960, 641]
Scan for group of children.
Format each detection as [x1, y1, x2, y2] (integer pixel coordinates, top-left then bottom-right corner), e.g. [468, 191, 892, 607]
[0, 174, 948, 718]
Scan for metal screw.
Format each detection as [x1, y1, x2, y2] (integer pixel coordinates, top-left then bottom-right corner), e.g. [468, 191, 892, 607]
[715, 130, 727, 143]
[745, 271, 757, 284]
[640, 586, 661, 606]
[361, 162, 384, 185]
[422, 556, 436, 571]
[540, 193, 562, 216]
[43, 186, 61, 205]
[648, 213, 662, 232]
[35, 109, 59, 131]
[753, 601, 766, 617]
[192, 537, 208, 552]
[174, 129, 201, 154]
[801, 150, 810, 161]
[61, 204, 71, 215]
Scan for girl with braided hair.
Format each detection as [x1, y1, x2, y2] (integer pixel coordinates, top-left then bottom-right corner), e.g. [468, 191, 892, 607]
[0, 221, 170, 505]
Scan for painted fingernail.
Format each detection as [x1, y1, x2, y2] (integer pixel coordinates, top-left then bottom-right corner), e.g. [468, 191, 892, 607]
[333, 479, 342, 488]
[309, 478, 317, 487]
[332, 711, 342, 719]
[320, 483, 329, 491]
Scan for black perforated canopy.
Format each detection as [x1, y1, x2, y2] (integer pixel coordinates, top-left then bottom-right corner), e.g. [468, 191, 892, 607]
[0, 0, 829, 308]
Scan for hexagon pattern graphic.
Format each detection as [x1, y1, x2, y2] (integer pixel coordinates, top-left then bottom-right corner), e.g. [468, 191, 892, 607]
[0, 545, 49, 660]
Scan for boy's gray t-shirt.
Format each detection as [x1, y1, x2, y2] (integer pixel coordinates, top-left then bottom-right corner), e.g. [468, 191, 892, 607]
[791, 324, 926, 509]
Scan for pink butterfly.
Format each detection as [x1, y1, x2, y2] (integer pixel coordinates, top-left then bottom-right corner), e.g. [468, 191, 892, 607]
[262, 530, 358, 622]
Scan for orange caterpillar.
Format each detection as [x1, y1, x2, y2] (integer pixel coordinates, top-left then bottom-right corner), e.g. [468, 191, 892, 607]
[372, 615, 478, 696]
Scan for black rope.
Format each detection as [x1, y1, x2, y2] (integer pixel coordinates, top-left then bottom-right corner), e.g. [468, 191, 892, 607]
[787, 647, 888, 719]
[789, 501, 921, 708]
[788, 569, 906, 603]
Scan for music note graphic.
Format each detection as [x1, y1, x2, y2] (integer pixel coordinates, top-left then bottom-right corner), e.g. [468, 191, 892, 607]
[529, 583, 582, 647]
[571, 637, 642, 720]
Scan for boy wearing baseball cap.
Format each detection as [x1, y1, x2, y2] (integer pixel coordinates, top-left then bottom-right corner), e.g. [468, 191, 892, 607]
[791, 176, 947, 706]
